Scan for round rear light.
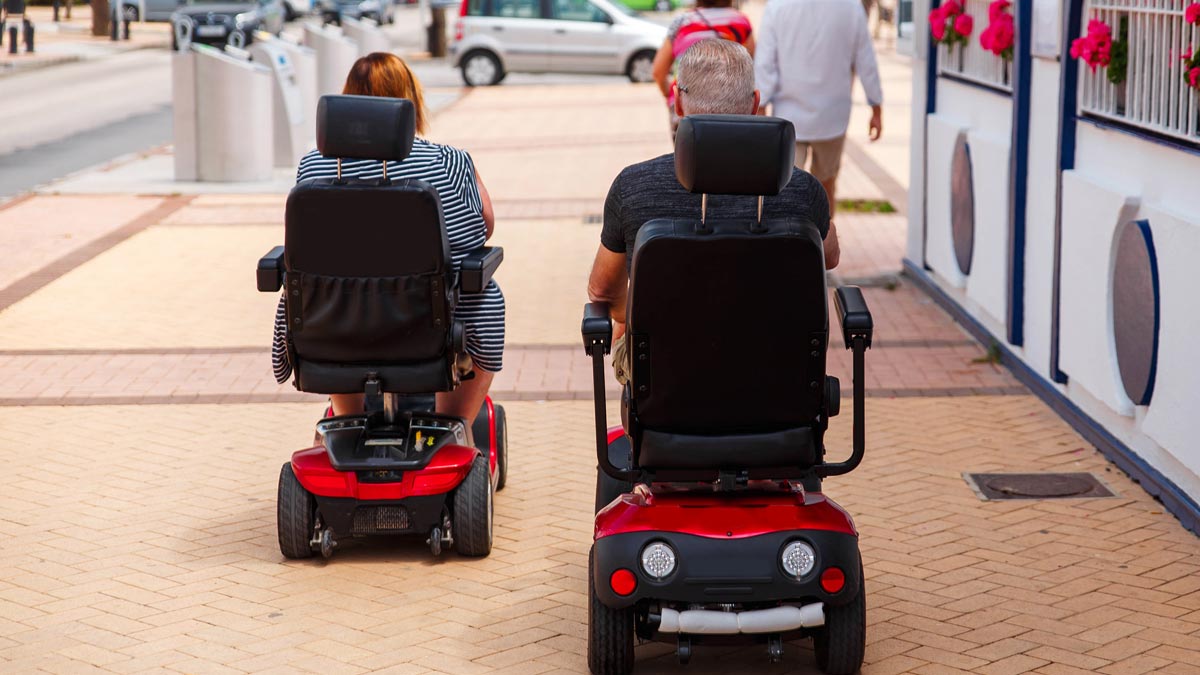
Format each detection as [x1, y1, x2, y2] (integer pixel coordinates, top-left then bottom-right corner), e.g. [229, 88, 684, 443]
[639, 541, 677, 580]
[610, 568, 637, 596]
[820, 567, 846, 594]
[781, 541, 816, 578]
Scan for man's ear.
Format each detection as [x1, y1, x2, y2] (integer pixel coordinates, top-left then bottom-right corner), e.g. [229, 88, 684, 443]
[674, 84, 684, 118]
[751, 90, 761, 115]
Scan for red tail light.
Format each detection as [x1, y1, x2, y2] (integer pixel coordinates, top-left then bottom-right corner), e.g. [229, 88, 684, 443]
[610, 569, 637, 596]
[458, 0, 469, 16]
[454, 21, 463, 41]
[820, 567, 846, 594]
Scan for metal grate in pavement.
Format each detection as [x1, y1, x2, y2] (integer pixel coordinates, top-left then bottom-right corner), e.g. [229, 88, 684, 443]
[964, 472, 1117, 500]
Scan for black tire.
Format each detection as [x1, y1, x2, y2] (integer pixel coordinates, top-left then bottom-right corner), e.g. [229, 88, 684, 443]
[277, 463, 315, 559]
[814, 563, 867, 675]
[494, 405, 508, 491]
[282, 0, 298, 21]
[626, 49, 655, 83]
[454, 455, 493, 556]
[587, 547, 635, 675]
[460, 50, 503, 87]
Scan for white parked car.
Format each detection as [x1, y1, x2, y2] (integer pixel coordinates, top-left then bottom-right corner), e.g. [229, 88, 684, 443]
[450, 0, 667, 86]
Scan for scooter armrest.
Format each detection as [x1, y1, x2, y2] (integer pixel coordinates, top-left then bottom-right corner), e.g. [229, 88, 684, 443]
[460, 246, 504, 294]
[583, 302, 612, 356]
[257, 246, 285, 292]
[834, 285, 873, 348]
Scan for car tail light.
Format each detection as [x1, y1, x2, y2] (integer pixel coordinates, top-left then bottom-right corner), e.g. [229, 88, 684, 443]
[820, 567, 846, 594]
[454, 20, 463, 42]
[610, 569, 637, 596]
[458, 0, 469, 15]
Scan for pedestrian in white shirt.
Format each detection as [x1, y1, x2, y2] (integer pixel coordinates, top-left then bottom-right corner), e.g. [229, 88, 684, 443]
[755, 0, 884, 211]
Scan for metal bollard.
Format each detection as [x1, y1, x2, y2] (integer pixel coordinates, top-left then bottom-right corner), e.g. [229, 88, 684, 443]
[53, 0, 59, 21]
[7, 24, 16, 54]
[110, 2, 118, 40]
[22, 16, 31, 52]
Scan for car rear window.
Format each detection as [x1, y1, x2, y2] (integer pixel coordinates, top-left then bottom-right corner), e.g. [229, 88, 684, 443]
[491, 0, 540, 18]
[466, 0, 484, 15]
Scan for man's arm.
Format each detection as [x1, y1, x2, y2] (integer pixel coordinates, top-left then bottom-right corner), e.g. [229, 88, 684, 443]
[852, 6, 884, 140]
[752, 2, 780, 107]
[587, 246, 628, 339]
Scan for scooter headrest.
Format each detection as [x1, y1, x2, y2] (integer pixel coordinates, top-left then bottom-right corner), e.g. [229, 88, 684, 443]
[674, 115, 796, 196]
[316, 94, 416, 162]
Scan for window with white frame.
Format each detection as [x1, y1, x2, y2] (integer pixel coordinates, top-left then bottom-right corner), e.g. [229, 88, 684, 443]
[938, 0, 1014, 92]
[1078, 0, 1200, 143]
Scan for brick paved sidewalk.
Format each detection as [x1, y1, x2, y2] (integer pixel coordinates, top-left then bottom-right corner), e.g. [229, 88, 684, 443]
[2, 71, 1200, 675]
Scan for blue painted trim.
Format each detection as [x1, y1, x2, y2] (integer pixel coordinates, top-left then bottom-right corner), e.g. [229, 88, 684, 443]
[1050, 0, 1085, 385]
[903, 258, 1200, 536]
[937, 72, 1013, 98]
[1076, 115, 1200, 157]
[1124, 219, 1160, 405]
[1005, 0, 1033, 348]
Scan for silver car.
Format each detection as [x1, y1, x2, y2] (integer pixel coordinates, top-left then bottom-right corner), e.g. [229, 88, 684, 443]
[450, 0, 666, 86]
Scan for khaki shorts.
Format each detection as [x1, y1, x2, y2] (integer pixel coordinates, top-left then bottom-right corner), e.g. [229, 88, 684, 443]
[795, 136, 846, 184]
[612, 333, 631, 386]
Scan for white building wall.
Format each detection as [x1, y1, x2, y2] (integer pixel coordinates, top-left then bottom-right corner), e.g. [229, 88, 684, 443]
[909, 0, 1200, 507]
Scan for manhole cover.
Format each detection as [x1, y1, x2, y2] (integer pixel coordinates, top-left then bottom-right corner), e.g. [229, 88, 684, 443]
[964, 473, 1116, 500]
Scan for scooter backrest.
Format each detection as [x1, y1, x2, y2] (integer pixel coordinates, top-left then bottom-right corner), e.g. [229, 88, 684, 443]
[626, 115, 827, 447]
[674, 115, 795, 196]
[283, 95, 456, 395]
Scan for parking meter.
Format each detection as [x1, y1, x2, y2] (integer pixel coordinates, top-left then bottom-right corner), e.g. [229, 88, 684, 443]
[248, 38, 310, 167]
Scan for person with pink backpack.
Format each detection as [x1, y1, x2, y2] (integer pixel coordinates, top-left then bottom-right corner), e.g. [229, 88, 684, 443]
[650, 0, 755, 137]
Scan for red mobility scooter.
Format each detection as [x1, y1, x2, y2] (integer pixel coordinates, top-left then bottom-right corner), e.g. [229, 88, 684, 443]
[257, 95, 507, 560]
[582, 115, 873, 674]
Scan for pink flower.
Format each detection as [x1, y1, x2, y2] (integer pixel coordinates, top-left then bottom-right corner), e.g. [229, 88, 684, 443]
[988, 0, 1010, 21]
[1186, 3, 1200, 25]
[1190, 67, 1200, 89]
[942, 0, 962, 15]
[954, 13, 974, 37]
[930, 10, 947, 40]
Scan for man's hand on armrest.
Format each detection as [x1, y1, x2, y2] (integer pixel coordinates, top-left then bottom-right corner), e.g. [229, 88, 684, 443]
[824, 220, 841, 270]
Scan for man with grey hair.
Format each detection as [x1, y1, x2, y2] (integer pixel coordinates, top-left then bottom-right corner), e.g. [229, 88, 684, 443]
[587, 39, 841, 384]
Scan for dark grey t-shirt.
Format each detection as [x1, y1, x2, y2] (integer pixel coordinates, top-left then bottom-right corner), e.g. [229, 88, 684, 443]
[600, 153, 831, 268]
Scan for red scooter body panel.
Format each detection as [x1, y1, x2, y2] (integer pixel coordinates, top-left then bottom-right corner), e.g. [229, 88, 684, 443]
[291, 444, 478, 500]
[595, 486, 857, 540]
[595, 425, 857, 541]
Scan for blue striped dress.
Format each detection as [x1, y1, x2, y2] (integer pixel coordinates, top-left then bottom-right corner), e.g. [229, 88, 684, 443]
[272, 139, 506, 384]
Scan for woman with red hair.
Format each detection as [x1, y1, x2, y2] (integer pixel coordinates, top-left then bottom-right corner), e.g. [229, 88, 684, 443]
[272, 53, 504, 425]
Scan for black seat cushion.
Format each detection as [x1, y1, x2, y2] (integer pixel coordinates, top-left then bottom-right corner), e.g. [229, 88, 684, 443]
[625, 217, 829, 470]
[283, 178, 458, 395]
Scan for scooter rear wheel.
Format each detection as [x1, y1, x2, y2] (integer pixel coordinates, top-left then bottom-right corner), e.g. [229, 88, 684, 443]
[813, 562, 866, 674]
[277, 463, 315, 559]
[454, 455, 493, 556]
[587, 547, 634, 675]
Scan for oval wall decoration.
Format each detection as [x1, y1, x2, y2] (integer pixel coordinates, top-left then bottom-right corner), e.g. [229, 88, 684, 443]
[950, 133, 975, 276]
[1111, 219, 1160, 406]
